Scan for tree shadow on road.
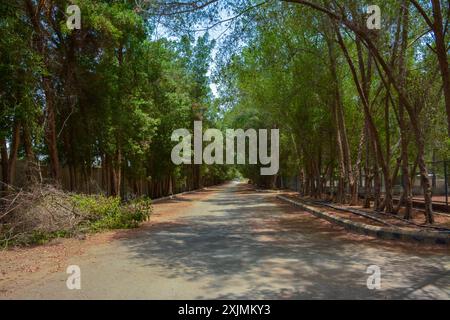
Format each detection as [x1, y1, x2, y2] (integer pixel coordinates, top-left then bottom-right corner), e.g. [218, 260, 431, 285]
[118, 190, 450, 299]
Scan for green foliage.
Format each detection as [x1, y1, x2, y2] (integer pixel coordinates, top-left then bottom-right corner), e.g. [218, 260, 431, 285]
[72, 194, 121, 218]
[0, 0, 233, 196]
[217, 1, 450, 190]
[28, 230, 71, 246]
[72, 194, 151, 232]
[0, 192, 152, 248]
[0, 230, 71, 247]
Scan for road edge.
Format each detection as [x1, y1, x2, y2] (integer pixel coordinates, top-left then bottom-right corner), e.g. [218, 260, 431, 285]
[277, 195, 450, 245]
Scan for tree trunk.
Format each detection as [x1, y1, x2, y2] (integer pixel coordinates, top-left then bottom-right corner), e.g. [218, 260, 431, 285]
[25, 0, 60, 182]
[334, 26, 393, 212]
[327, 38, 348, 204]
[363, 124, 372, 208]
[111, 147, 122, 197]
[7, 121, 21, 186]
[430, 0, 450, 136]
[0, 138, 9, 191]
[23, 123, 37, 183]
[398, 0, 413, 219]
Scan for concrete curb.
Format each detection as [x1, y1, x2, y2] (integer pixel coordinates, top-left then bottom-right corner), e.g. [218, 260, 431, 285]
[277, 195, 450, 245]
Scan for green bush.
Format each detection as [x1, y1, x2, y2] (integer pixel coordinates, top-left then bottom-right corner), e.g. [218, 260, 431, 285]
[28, 230, 71, 245]
[71, 194, 121, 219]
[71, 194, 151, 232]
[0, 191, 152, 248]
[0, 185, 83, 248]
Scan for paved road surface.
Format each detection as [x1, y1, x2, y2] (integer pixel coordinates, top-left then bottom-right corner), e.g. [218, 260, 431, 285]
[7, 183, 450, 299]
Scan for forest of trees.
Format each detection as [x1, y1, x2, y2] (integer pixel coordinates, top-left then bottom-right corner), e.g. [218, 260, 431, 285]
[1, 0, 237, 200]
[217, 0, 449, 224]
[1, 0, 449, 224]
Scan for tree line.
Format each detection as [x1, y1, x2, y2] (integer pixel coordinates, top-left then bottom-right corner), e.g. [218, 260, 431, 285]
[213, 0, 448, 224]
[1, 0, 449, 225]
[1, 0, 236, 199]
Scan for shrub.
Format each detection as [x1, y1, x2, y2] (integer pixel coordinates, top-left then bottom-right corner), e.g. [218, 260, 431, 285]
[0, 185, 152, 248]
[71, 194, 151, 232]
[28, 230, 71, 245]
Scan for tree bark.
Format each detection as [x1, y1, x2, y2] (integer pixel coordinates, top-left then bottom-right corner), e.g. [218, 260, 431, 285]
[411, 0, 450, 135]
[0, 138, 9, 191]
[326, 33, 349, 204]
[7, 121, 21, 186]
[398, 1, 413, 219]
[25, 0, 60, 182]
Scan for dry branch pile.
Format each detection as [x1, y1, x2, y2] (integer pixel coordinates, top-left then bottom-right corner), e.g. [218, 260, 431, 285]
[0, 184, 88, 246]
[0, 183, 151, 248]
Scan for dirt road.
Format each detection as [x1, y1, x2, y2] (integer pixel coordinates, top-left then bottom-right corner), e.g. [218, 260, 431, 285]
[2, 182, 449, 299]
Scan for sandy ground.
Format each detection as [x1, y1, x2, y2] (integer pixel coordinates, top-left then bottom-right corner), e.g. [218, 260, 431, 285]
[0, 182, 449, 299]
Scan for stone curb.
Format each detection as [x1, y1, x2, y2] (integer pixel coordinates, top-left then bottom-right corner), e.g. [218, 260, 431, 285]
[277, 195, 450, 245]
